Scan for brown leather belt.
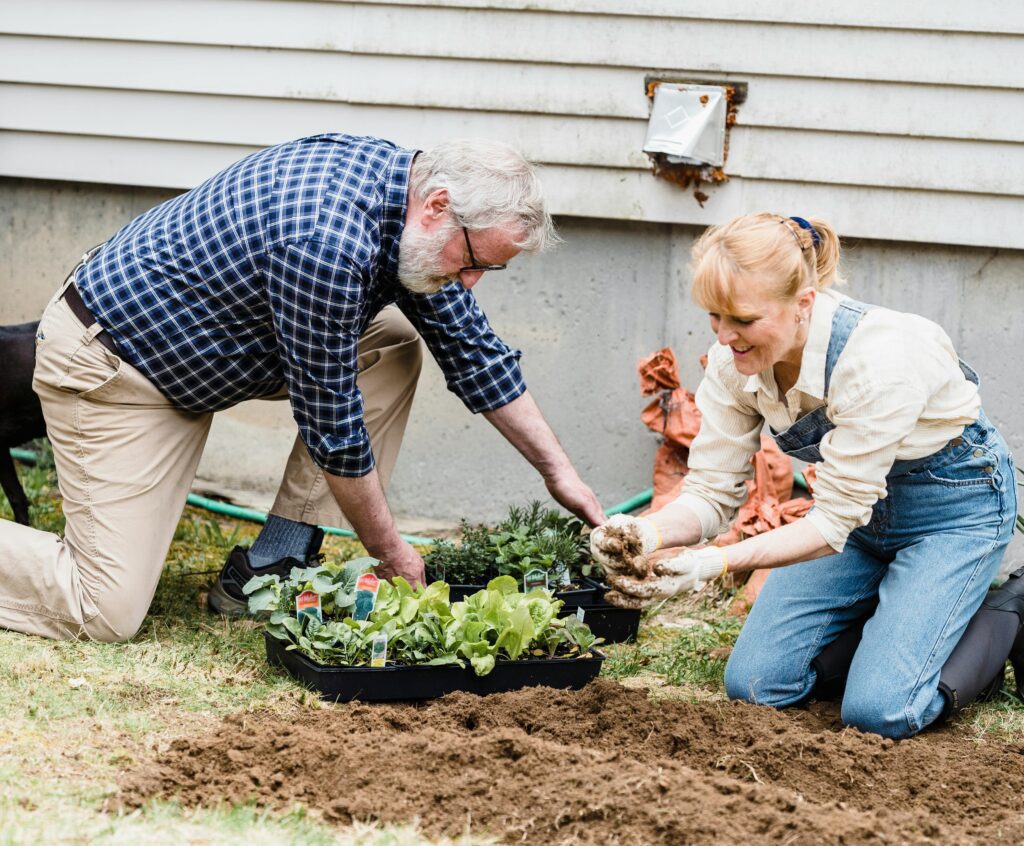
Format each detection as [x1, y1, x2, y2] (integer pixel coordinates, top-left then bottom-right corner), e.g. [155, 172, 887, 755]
[62, 282, 120, 356]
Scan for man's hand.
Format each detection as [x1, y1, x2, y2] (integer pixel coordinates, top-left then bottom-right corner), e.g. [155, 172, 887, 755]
[604, 546, 729, 607]
[545, 470, 605, 527]
[589, 515, 661, 578]
[323, 469, 426, 587]
[374, 540, 426, 588]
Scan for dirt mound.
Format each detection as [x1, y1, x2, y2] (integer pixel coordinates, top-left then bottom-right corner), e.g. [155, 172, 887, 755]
[122, 681, 1024, 844]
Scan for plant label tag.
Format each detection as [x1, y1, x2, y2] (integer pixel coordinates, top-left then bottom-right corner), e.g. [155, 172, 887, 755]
[353, 573, 381, 621]
[523, 567, 548, 592]
[551, 562, 571, 587]
[370, 633, 388, 667]
[576, 606, 586, 623]
[295, 590, 322, 624]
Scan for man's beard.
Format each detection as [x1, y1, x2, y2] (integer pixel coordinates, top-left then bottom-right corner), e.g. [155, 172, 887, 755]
[397, 221, 457, 295]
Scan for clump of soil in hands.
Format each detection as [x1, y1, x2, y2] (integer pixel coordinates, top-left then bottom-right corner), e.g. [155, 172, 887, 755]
[599, 524, 652, 579]
[121, 680, 1024, 845]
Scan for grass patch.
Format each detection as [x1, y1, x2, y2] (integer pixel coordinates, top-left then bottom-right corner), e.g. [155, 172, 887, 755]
[0, 449, 478, 844]
[601, 599, 742, 698]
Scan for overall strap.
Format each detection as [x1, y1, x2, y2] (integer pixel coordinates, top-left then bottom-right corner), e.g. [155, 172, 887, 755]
[823, 299, 875, 396]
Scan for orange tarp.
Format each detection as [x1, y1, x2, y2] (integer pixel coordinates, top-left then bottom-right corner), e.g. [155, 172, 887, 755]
[637, 348, 814, 544]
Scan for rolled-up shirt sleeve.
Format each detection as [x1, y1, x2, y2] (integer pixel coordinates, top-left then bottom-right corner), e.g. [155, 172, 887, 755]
[267, 240, 374, 477]
[397, 282, 526, 412]
[673, 347, 765, 541]
[807, 378, 927, 551]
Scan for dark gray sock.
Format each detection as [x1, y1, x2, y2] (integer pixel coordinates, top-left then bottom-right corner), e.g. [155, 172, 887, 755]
[249, 515, 318, 569]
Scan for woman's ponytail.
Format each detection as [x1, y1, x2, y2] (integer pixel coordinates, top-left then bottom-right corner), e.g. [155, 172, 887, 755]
[808, 217, 843, 289]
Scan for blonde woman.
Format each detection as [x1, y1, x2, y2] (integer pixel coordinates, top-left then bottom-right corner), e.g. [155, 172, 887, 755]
[592, 213, 1018, 739]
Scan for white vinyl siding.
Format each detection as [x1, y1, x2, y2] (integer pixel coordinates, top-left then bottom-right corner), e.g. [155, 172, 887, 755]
[2, 0, 1022, 247]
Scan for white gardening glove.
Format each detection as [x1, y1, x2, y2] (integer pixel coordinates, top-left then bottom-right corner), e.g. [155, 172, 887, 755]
[605, 546, 730, 608]
[589, 514, 662, 578]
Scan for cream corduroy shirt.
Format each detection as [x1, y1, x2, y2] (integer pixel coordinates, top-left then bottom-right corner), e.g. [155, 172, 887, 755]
[674, 288, 981, 552]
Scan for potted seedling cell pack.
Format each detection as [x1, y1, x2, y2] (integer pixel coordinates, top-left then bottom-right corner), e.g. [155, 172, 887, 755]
[424, 502, 642, 643]
[245, 558, 604, 702]
[424, 502, 599, 603]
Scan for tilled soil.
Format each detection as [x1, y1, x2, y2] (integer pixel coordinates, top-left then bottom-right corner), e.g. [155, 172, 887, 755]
[121, 680, 1024, 844]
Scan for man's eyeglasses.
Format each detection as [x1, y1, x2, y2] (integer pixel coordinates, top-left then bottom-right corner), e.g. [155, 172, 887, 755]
[460, 227, 507, 273]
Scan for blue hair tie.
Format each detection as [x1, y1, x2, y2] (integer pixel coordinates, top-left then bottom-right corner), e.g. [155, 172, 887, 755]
[788, 216, 821, 250]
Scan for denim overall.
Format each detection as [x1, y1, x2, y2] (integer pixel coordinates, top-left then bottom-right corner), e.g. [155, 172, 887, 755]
[724, 299, 1018, 738]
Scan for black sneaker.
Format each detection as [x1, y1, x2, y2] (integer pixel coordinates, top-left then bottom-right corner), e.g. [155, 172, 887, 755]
[207, 528, 325, 617]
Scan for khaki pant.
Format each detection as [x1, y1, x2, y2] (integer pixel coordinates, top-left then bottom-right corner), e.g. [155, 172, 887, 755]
[0, 278, 421, 642]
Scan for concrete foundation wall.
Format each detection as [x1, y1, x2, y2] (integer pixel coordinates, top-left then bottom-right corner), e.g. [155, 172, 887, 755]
[2, 177, 1022, 528]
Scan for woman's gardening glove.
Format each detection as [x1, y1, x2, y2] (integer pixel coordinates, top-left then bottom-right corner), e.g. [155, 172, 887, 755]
[605, 546, 730, 609]
[589, 515, 662, 578]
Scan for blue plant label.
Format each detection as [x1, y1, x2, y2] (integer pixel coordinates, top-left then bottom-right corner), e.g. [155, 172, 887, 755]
[370, 633, 388, 668]
[295, 590, 322, 624]
[576, 606, 586, 623]
[523, 568, 548, 592]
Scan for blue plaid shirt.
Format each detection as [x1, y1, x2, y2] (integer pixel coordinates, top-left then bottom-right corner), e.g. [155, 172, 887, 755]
[76, 134, 526, 476]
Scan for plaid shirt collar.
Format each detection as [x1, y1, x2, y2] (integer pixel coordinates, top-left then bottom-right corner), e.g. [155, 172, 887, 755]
[378, 148, 417, 284]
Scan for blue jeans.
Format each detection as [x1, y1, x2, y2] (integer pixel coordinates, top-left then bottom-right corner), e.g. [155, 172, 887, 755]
[724, 415, 1018, 739]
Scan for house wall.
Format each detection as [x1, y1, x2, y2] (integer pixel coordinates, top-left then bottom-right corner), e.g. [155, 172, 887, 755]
[2, 177, 1020, 527]
[2, 0, 1023, 246]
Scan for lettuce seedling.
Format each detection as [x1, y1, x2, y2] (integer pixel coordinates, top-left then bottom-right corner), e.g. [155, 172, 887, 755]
[256, 567, 601, 676]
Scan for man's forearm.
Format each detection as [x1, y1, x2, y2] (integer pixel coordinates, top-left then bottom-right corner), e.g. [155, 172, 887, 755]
[647, 500, 705, 550]
[483, 390, 572, 477]
[484, 391, 605, 525]
[323, 468, 403, 558]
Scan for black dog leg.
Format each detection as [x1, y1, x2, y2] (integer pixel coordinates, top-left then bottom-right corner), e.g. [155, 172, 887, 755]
[0, 450, 31, 525]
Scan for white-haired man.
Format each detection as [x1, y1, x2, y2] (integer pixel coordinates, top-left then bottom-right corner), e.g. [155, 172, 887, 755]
[0, 133, 603, 642]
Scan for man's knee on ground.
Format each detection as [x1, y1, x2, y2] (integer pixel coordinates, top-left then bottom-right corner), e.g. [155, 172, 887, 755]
[80, 599, 149, 644]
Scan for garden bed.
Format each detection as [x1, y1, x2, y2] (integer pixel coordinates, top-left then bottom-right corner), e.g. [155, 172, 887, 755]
[120, 679, 1024, 845]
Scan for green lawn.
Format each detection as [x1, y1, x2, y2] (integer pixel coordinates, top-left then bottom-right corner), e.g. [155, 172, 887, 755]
[1, 445, 1021, 843]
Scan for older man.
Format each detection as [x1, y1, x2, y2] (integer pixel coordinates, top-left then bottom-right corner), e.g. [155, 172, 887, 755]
[0, 133, 602, 642]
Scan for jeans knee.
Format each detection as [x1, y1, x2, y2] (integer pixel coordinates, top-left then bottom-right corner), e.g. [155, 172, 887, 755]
[403, 334, 423, 378]
[724, 650, 812, 706]
[724, 658, 755, 702]
[382, 321, 423, 382]
[840, 688, 916, 739]
[376, 309, 422, 353]
[725, 656, 779, 705]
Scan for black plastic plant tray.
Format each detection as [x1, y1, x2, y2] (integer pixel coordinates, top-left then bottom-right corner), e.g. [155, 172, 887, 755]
[445, 581, 599, 606]
[568, 604, 641, 644]
[264, 631, 604, 702]
[585, 577, 609, 604]
[555, 578, 640, 643]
